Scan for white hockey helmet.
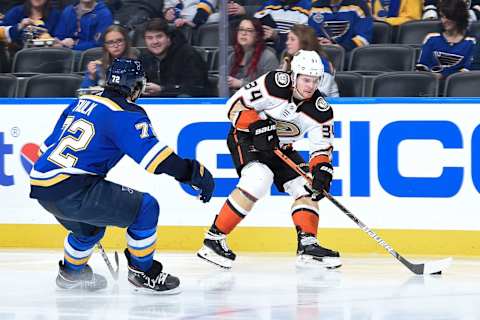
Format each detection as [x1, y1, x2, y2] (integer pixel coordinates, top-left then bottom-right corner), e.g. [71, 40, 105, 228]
[290, 50, 324, 83]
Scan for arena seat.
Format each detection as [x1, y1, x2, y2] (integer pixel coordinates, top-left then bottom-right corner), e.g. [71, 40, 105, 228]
[323, 44, 345, 71]
[0, 74, 18, 97]
[348, 44, 416, 72]
[396, 20, 441, 45]
[443, 71, 480, 97]
[24, 74, 82, 97]
[12, 47, 74, 74]
[371, 71, 438, 97]
[77, 47, 103, 72]
[334, 72, 364, 97]
[372, 21, 392, 44]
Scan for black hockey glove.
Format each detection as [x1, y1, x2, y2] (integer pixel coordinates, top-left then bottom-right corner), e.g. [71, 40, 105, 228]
[179, 160, 215, 203]
[248, 119, 279, 152]
[309, 162, 333, 201]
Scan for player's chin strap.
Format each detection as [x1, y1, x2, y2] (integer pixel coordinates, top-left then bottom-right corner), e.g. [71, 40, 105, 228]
[272, 148, 453, 275]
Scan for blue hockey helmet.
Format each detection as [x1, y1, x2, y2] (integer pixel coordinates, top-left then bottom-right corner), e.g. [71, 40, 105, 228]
[105, 58, 146, 99]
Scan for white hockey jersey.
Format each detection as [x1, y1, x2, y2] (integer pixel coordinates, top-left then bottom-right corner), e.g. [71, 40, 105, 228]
[226, 71, 334, 165]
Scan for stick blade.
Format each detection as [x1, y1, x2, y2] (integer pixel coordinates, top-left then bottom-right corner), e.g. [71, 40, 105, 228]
[423, 257, 453, 275]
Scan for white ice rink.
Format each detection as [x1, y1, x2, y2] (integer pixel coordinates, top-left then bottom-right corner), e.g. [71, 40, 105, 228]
[0, 250, 479, 320]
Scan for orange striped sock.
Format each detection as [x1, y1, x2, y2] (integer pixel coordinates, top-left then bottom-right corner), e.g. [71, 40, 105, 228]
[214, 199, 246, 234]
[292, 208, 319, 236]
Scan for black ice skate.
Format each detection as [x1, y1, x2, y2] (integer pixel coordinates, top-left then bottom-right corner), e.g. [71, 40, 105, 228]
[56, 261, 108, 291]
[124, 249, 180, 295]
[197, 228, 236, 269]
[296, 230, 342, 269]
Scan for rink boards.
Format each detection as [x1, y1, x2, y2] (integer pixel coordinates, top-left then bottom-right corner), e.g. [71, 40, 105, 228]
[0, 97, 479, 256]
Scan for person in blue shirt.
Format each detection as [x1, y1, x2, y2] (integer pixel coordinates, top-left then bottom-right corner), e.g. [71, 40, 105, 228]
[416, 0, 476, 78]
[54, 0, 113, 51]
[30, 58, 215, 294]
[1, 0, 60, 46]
[308, 0, 373, 52]
[80, 24, 137, 89]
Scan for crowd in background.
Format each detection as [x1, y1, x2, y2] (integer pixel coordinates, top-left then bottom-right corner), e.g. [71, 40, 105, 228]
[0, 0, 479, 97]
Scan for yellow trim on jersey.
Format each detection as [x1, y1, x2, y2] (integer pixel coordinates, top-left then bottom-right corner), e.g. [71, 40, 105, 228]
[146, 147, 174, 173]
[291, 6, 311, 15]
[264, 5, 282, 10]
[64, 253, 91, 265]
[128, 242, 156, 257]
[352, 36, 367, 47]
[311, 7, 332, 13]
[340, 5, 366, 18]
[81, 95, 124, 111]
[30, 174, 70, 187]
[197, 2, 212, 14]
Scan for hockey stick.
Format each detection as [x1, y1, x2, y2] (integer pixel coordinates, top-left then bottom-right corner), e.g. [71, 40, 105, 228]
[273, 149, 452, 275]
[97, 242, 119, 281]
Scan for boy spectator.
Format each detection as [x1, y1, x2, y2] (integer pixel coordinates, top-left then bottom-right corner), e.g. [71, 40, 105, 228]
[139, 18, 210, 97]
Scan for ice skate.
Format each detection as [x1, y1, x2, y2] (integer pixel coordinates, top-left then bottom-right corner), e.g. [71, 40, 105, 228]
[56, 261, 108, 291]
[197, 228, 236, 269]
[296, 231, 342, 269]
[125, 250, 180, 295]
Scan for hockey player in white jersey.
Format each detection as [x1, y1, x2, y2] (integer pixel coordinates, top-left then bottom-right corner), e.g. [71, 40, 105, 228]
[197, 50, 341, 269]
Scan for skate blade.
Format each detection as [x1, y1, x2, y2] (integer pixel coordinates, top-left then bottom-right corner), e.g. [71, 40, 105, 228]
[128, 282, 182, 295]
[197, 246, 233, 269]
[296, 254, 342, 269]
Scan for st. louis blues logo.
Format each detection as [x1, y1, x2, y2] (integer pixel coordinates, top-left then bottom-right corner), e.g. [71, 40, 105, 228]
[323, 21, 350, 39]
[433, 51, 464, 70]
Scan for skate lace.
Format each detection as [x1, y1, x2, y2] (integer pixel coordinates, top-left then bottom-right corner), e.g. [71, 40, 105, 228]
[142, 271, 169, 289]
[300, 235, 318, 247]
[206, 231, 231, 252]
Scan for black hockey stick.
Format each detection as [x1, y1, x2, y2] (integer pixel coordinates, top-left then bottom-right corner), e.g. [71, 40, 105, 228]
[97, 242, 119, 281]
[273, 149, 452, 275]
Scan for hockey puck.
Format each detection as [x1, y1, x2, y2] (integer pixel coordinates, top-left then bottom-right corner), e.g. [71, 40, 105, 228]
[431, 271, 442, 275]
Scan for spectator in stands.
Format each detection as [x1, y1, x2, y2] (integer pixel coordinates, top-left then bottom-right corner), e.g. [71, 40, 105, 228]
[228, 17, 279, 93]
[140, 18, 210, 97]
[369, 0, 422, 26]
[163, 0, 218, 28]
[1, 0, 60, 46]
[80, 24, 137, 88]
[54, 0, 113, 51]
[279, 24, 339, 97]
[309, 0, 373, 52]
[254, 0, 312, 54]
[228, 0, 262, 18]
[423, 0, 480, 22]
[416, 0, 476, 78]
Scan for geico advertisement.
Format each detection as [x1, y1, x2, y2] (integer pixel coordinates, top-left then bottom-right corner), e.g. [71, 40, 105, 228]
[0, 100, 479, 230]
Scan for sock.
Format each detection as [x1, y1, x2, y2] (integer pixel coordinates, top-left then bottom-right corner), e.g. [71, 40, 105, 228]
[213, 197, 247, 234]
[63, 230, 104, 271]
[291, 207, 319, 236]
[126, 228, 157, 271]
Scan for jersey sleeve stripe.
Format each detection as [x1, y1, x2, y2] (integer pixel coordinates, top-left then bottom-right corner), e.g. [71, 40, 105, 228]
[140, 142, 169, 168]
[146, 147, 174, 173]
[82, 95, 124, 111]
[30, 174, 70, 187]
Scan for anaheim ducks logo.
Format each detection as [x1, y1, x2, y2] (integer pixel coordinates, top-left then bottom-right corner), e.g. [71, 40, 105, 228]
[315, 97, 330, 112]
[275, 120, 301, 137]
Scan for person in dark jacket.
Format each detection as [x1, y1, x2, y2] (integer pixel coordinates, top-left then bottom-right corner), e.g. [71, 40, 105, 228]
[54, 0, 112, 51]
[139, 18, 210, 97]
[1, 0, 60, 46]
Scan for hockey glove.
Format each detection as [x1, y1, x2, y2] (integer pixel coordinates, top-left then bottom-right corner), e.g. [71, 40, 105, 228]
[180, 160, 215, 203]
[309, 162, 333, 201]
[248, 119, 279, 152]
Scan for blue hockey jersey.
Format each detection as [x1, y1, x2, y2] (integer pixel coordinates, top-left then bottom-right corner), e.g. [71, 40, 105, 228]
[30, 91, 185, 200]
[255, 0, 312, 34]
[417, 33, 476, 77]
[309, 0, 373, 51]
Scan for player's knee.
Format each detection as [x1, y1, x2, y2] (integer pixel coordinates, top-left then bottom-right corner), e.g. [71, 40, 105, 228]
[130, 193, 160, 231]
[284, 176, 310, 199]
[237, 162, 274, 200]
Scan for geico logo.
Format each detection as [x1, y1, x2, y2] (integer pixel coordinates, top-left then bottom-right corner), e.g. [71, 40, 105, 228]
[177, 120, 480, 198]
[254, 125, 276, 135]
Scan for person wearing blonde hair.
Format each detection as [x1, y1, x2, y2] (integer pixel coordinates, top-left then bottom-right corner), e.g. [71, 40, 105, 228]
[280, 24, 339, 97]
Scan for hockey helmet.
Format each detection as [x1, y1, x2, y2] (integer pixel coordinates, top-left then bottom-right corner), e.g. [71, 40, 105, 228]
[291, 50, 324, 81]
[105, 58, 146, 98]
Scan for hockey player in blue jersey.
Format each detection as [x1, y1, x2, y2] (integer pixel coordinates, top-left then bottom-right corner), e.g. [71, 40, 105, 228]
[29, 58, 215, 294]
